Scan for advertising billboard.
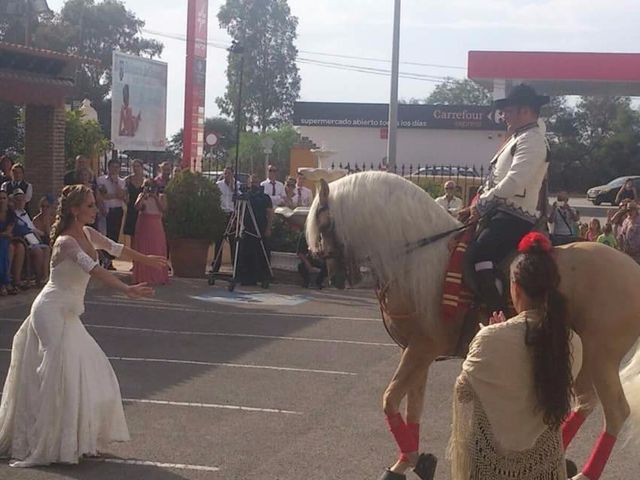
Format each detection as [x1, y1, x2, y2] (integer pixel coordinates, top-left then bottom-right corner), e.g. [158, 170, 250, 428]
[111, 51, 168, 151]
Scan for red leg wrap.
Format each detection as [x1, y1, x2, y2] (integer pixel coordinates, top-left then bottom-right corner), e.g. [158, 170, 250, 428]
[385, 413, 416, 454]
[562, 410, 586, 449]
[398, 423, 420, 462]
[582, 432, 616, 480]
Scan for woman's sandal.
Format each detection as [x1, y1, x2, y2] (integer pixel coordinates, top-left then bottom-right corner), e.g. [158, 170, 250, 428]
[6, 285, 18, 295]
[0, 286, 7, 296]
[413, 453, 437, 480]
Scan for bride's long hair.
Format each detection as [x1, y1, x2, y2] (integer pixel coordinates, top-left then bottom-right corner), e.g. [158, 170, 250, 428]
[50, 185, 93, 246]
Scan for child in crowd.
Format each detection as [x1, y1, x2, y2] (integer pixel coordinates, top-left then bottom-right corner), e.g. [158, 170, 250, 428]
[586, 218, 601, 241]
[597, 223, 617, 249]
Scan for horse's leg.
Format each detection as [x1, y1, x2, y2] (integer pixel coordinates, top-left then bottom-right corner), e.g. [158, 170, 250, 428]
[390, 366, 428, 468]
[382, 335, 435, 475]
[563, 355, 599, 449]
[574, 350, 630, 480]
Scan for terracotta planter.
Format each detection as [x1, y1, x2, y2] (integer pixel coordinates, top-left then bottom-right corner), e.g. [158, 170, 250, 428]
[169, 238, 211, 278]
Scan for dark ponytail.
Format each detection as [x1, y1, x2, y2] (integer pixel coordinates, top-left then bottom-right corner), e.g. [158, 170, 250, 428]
[512, 233, 572, 429]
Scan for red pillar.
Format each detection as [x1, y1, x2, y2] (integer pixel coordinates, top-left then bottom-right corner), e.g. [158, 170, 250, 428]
[182, 0, 208, 172]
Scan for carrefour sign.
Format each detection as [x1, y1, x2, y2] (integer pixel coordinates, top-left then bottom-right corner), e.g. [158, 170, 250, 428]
[293, 102, 504, 131]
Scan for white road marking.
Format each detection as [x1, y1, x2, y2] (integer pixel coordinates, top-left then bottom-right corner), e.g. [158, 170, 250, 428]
[87, 323, 396, 346]
[87, 457, 220, 472]
[123, 398, 302, 415]
[0, 317, 395, 346]
[0, 348, 357, 376]
[86, 298, 380, 322]
[0, 387, 302, 415]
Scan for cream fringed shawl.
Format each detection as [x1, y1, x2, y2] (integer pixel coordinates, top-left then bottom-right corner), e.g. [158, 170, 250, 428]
[447, 311, 583, 480]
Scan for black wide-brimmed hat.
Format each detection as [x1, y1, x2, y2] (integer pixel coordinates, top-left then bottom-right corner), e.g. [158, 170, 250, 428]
[493, 84, 550, 110]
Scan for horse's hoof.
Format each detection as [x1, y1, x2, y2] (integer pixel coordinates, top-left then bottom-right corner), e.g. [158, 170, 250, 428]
[413, 453, 437, 480]
[565, 458, 578, 477]
[378, 469, 406, 480]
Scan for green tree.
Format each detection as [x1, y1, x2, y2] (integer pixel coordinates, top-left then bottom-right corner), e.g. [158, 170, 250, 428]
[228, 124, 300, 176]
[217, 0, 300, 132]
[168, 117, 237, 170]
[64, 109, 110, 170]
[547, 96, 640, 192]
[33, 0, 163, 133]
[426, 78, 492, 105]
[0, 103, 22, 155]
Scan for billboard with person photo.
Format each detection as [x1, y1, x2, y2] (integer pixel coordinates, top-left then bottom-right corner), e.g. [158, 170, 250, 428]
[110, 51, 168, 151]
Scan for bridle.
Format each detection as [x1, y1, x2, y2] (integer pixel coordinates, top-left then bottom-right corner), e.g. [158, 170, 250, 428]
[316, 205, 343, 261]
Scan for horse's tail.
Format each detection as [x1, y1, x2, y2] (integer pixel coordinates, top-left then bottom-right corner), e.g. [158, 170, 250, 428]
[621, 339, 640, 445]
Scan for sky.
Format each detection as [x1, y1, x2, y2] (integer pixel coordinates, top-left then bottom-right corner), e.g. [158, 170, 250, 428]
[47, 0, 640, 137]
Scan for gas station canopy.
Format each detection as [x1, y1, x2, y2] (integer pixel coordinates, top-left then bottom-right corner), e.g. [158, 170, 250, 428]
[468, 51, 640, 97]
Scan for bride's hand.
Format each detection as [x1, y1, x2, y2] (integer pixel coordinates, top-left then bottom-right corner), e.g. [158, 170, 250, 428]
[144, 255, 169, 270]
[125, 283, 154, 299]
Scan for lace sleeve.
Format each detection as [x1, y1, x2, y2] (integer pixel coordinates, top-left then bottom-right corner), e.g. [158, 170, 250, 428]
[83, 226, 124, 257]
[52, 236, 99, 273]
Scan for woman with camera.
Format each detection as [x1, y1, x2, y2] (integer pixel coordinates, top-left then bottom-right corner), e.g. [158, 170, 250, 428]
[132, 178, 169, 285]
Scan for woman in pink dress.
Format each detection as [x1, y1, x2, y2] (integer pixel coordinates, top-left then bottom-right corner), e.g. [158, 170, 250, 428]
[132, 179, 169, 285]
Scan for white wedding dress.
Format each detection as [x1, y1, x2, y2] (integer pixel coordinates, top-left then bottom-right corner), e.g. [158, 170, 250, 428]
[0, 226, 130, 467]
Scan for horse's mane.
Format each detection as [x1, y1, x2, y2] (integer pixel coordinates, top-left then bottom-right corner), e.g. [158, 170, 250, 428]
[307, 171, 460, 330]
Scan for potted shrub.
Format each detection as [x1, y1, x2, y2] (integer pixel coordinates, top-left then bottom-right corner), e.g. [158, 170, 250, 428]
[164, 170, 225, 278]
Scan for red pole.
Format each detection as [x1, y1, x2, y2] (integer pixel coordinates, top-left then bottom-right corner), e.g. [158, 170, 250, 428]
[182, 0, 208, 171]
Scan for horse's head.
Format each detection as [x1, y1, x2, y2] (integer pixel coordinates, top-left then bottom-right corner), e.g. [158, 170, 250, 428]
[312, 179, 349, 289]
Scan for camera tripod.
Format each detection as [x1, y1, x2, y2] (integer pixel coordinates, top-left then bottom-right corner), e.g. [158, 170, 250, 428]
[207, 196, 273, 292]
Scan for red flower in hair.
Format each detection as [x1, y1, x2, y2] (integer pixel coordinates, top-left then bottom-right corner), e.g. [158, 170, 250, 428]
[518, 232, 552, 254]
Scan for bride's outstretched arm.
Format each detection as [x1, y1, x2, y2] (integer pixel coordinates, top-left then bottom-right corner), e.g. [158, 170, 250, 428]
[84, 226, 168, 270]
[118, 245, 167, 270]
[89, 265, 154, 299]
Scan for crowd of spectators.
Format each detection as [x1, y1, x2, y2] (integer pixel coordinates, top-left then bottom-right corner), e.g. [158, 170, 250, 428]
[0, 154, 173, 296]
[0, 154, 326, 297]
[551, 184, 640, 264]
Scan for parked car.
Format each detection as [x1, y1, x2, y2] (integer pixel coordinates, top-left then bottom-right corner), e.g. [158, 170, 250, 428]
[587, 176, 640, 206]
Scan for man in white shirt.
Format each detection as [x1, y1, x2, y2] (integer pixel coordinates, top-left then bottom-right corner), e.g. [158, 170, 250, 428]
[2, 163, 33, 213]
[435, 181, 463, 216]
[213, 166, 239, 272]
[292, 173, 313, 207]
[216, 166, 239, 214]
[97, 159, 126, 270]
[260, 164, 285, 207]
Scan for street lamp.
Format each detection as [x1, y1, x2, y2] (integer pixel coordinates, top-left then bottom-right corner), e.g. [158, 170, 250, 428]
[229, 40, 245, 192]
[386, 0, 401, 171]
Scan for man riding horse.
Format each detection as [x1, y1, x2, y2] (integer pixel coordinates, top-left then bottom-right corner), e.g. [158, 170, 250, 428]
[458, 83, 550, 314]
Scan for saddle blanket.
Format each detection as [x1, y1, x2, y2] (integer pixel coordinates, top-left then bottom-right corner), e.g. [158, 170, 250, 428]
[442, 226, 474, 322]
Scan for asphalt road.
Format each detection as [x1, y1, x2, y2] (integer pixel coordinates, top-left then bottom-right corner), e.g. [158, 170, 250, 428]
[566, 197, 613, 221]
[0, 278, 637, 479]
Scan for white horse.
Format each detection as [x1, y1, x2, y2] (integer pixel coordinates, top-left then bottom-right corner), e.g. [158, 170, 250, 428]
[306, 171, 640, 479]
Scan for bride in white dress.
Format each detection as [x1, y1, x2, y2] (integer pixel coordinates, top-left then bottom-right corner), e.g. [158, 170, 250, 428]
[0, 184, 167, 467]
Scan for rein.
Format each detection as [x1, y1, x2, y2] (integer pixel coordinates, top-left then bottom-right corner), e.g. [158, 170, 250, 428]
[404, 222, 475, 255]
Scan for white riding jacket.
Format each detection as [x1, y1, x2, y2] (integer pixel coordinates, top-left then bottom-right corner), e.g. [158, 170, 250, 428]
[476, 120, 549, 223]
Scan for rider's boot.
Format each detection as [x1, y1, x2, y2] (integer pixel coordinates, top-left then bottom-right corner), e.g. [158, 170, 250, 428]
[475, 268, 506, 314]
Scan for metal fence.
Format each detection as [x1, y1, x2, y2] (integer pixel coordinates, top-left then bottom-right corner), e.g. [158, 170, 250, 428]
[327, 162, 488, 205]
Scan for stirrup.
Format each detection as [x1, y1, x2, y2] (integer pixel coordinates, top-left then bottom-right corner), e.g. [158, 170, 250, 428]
[413, 453, 437, 480]
[378, 469, 406, 480]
